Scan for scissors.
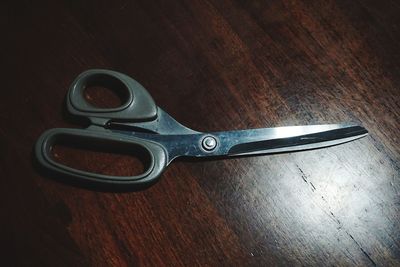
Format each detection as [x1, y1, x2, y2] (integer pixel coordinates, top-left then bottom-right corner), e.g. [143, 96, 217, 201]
[35, 69, 368, 187]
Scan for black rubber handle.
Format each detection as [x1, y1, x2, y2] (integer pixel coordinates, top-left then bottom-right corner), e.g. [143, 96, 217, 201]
[67, 69, 158, 123]
[35, 128, 168, 187]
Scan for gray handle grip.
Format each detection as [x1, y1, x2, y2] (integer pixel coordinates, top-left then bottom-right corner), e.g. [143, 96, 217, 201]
[67, 69, 157, 123]
[35, 128, 168, 187]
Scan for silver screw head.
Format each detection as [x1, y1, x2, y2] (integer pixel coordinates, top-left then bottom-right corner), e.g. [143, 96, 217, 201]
[202, 136, 217, 151]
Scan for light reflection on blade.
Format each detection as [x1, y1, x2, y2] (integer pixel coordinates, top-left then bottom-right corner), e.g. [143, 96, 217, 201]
[120, 123, 368, 160]
[211, 124, 368, 156]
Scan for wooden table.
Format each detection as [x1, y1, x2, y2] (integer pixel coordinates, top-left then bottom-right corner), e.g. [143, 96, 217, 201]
[1, 1, 399, 266]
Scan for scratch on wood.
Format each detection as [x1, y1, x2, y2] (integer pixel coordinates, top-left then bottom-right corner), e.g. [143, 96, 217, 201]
[347, 232, 377, 266]
[296, 164, 316, 192]
[296, 164, 378, 266]
[310, 182, 316, 191]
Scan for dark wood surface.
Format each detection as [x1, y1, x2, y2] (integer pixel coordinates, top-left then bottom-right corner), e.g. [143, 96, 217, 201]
[1, 0, 399, 266]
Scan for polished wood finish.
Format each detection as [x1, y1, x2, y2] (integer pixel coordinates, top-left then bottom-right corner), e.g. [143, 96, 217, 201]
[1, 1, 399, 266]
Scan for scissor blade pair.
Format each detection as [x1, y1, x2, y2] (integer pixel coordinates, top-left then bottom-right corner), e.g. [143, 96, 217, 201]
[213, 124, 368, 156]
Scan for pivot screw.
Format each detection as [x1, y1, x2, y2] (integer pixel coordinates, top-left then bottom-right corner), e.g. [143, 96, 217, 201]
[202, 136, 217, 151]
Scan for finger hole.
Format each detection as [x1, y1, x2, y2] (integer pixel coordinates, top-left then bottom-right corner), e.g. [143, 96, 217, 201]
[83, 74, 130, 109]
[50, 135, 152, 177]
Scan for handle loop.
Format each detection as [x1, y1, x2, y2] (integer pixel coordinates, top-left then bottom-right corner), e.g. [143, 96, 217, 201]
[67, 69, 157, 122]
[35, 128, 167, 186]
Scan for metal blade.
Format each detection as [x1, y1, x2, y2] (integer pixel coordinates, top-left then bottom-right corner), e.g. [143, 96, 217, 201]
[212, 124, 368, 156]
[113, 123, 367, 162]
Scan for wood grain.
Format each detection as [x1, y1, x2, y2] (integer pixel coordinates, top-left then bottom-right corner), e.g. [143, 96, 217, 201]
[1, 0, 399, 266]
